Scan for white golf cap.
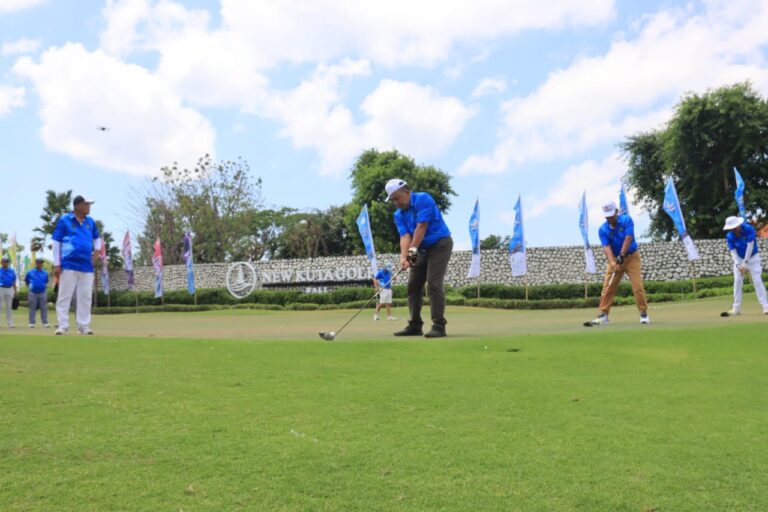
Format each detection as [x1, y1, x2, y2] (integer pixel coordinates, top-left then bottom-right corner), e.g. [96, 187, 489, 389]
[723, 216, 745, 231]
[385, 178, 408, 201]
[601, 201, 618, 217]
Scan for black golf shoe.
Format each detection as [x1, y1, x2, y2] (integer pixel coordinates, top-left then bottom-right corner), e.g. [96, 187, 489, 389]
[394, 324, 423, 336]
[424, 325, 446, 338]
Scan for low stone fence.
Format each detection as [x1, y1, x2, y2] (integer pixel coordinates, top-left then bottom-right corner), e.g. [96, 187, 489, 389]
[106, 239, 767, 293]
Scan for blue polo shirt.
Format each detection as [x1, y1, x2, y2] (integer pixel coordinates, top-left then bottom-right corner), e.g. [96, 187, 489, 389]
[394, 192, 451, 249]
[375, 269, 392, 289]
[52, 212, 100, 273]
[598, 214, 638, 257]
[0, 267, 16, 287]
[726, 223, 759, 259]
[25, 268, 49, 293]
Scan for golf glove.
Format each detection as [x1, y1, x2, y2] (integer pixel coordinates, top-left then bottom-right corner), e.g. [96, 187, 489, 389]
[406, 247, 419, 264]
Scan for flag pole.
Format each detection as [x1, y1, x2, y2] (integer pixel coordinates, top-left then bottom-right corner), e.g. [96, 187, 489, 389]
[524, 274, 529, 301]
[690, 261, 697, 295]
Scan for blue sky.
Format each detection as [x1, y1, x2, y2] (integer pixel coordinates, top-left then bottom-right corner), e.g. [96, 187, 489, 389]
[1, 0, 767, 257]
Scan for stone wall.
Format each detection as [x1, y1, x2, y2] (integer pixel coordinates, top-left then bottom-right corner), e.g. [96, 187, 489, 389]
[107, 239, 768, 293]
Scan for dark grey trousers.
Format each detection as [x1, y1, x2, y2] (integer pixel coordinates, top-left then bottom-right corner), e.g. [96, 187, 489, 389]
[407, 236, 453, 328]
[28, 291, 48, 325]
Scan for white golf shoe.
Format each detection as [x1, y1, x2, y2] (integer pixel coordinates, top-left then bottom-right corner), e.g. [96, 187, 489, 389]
[640, 313, 650, 325]
[78, 327, 95, 335]
[55, 328, 68, 335]
[373, 314, 380, 321]
[584, 314, 609, 327]
[387, 316, 397, 321]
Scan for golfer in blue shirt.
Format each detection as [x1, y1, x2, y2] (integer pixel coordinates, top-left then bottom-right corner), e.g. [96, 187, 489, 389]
[587, 201, 649, 326]
[0, 255, 17, 328]
[52, 195, 101, 335]
[25, 258, 50, 328]
[373, 263, 397, 322]
[386, 178, 453, 338]
[722, 216, 768, 316]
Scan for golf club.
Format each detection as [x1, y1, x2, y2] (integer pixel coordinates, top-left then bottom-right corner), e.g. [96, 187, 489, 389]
[583, 269, 618, 327]
[319, 267, 407, 341]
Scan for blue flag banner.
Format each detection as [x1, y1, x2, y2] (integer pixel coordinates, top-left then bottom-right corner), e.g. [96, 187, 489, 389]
[619, 183, 630, 216]
[578, 192, 596, 274]
[467, 199, 480, 278]
[663, 177, 699, 261]
[183, 232, 196, 295]
[356, 205, 378, 276]
[734, 167, 746, 218]
[508, 195, 527, 277]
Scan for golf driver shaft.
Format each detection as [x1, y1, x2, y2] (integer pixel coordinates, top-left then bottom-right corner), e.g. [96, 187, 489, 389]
[329, 267, 406, 338]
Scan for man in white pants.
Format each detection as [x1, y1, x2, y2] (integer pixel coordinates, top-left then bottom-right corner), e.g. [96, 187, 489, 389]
[722, 216, 768, 316]
[52, 195, 101, 335]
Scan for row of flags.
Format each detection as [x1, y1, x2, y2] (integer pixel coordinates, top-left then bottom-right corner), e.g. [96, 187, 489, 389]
[114, 231, 195, 298]
[355, 171, 750, 280]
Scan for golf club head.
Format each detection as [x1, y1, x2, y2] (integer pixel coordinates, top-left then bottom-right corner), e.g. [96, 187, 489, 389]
[720, 312, 730, 318]
[583, 321, 596, 327]
[319, 331, 336, 341]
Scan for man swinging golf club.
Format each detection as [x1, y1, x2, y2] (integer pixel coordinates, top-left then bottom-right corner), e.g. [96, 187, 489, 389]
[585, 201, 649, 326]
[721, 216, 768, 317]
[386, 179, 453, 338]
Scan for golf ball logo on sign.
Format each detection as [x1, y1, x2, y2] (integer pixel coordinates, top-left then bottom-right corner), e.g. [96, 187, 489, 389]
[226, 262, 259, 299]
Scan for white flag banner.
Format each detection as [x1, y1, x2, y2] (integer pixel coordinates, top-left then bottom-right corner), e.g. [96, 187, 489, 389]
[510, 252, 527, 277]
[682, 235, 699, 261]
[468, 253, 480, 279]
[584, 248, 597, 275]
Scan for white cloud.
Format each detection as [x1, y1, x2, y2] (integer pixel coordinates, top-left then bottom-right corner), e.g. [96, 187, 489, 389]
[214, 0, 615, 68]
[0, 0, 44, 13]
[459, 0, 768, 175]
[1, 37, 41, 55]
[84, 0, 614, 178]
[471, 77, 507, 98]
[13, 43, 215, 176]
[264, 61, 476, 176]
[0, 84, 24, 115]
[526, 153, 627, 221]
[99, 0, 209, 57]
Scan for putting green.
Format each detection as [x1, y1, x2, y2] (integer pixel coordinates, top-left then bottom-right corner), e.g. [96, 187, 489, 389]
[2, 296, 763, 340]
[1, 300, 767, 511]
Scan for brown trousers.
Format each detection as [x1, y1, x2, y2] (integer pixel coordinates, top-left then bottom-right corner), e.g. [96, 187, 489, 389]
[598, 251, 648, 315]
[407, 236, 453, 328]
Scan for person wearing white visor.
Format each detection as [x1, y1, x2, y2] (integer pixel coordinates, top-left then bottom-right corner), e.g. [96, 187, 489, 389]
[585, 200, 649, 326]
[721, 216, 768, 317]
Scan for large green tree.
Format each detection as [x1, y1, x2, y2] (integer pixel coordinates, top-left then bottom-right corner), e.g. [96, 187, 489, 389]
[622, 82, 768, 240]
[137, 155, 264, 264]
[346, 149, 456, 253]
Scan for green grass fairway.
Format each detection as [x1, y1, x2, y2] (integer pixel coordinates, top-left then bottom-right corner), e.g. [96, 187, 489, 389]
[1, 300, 767, 511]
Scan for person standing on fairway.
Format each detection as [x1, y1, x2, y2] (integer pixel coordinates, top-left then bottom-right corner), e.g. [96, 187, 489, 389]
[25, 257, 50, 328]
[373, 262, 397, 321]
[386, 179, 453, 338]
[587, 201, 649, 326]
[722, 216, 768, 316]
[0, 255, 17, 328]
[52, 195, 101, 335]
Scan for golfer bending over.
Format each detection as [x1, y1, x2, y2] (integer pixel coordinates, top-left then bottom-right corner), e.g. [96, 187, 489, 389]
[588, 201, 649, 326]
[386, 179, 453, 338]
[722, 216, 768, 316]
